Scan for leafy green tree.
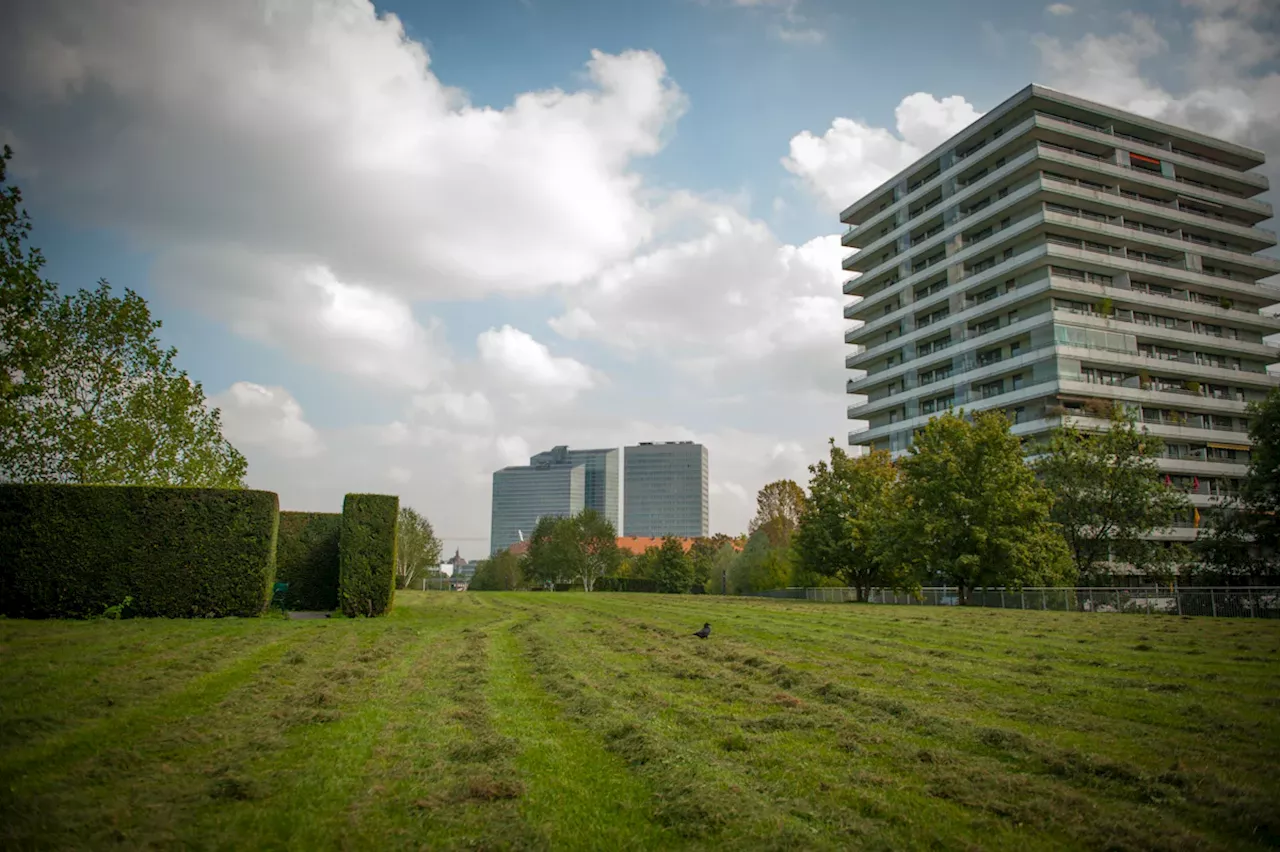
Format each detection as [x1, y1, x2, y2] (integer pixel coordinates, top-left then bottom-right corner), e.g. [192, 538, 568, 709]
[687, 533, 733, 589]
[1035, 406, 1189, 580]
[727, 528, 770, 594]
[706, 541, 739, 594]
[523, 515, 580, 587]
[748, 479, 807, 545]
[1197, 388, 1280, 577]
[895, 411, 1074, 603]
[575, 509, 621, 591]
[521, 509, 619, 591]
[0, 150, 245, 486]
[469, 550, 523, 591]
[0, 146, 57, 413]
[794, 440, 911, 602]
[652, 536, 694, 594]
[618, 546, 658, 579]
[396, 506, 443, 589]
[1242, 388, 1280, 553]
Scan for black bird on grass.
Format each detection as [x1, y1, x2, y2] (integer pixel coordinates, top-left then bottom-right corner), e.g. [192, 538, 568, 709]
[693, 622, 711, 639]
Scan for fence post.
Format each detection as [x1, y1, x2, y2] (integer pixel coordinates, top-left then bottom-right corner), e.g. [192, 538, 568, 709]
[1146, 591, 1151, 615]
[1250, 588, 1256, 618]
[1000, 589, 1005, 608]
[1210, 588, 1217, 618]
[1176, 586, 1182, 616]
[1041, 589, 1046, 610]
[1021, 590, 1026, 609]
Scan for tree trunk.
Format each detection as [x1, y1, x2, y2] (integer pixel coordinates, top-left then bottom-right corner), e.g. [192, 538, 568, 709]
[856, 583, 868, 603]
[958, 584, 970, 606]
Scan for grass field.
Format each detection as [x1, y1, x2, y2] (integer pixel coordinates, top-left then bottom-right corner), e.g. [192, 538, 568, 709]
[2, 592, 1279, 851]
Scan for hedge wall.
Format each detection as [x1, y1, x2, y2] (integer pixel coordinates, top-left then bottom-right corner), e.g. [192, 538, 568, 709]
[338, 493, 399, 617]
[275, 511, 342, 611]
[0, 483, 279, 619]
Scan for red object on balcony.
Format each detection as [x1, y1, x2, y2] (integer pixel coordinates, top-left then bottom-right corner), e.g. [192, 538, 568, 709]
[1130, 153, 1161, 166]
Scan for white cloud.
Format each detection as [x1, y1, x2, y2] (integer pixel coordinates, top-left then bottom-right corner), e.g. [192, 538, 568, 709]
[477, 325, 600, 401]
[210, 382, 324, 459]
[782, 92, 984, 211]
[1045, 3, 1075, 15]
[0, 0, 686, 383]
[1033, 5, 1280, 173]
[388, 466, 412, 484]
[551, 193, 847, 396]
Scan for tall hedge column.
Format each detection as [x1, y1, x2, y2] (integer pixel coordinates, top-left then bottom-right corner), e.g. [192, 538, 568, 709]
[339, 493, 399, 617]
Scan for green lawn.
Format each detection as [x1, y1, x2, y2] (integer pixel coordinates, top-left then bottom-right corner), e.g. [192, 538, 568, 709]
[2, 593, 1278, 851]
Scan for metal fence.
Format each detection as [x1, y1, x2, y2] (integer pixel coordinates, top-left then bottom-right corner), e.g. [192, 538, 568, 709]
[753, 586, 1280, 618]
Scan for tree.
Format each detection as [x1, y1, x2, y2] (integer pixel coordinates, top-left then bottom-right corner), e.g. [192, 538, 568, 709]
[651, 536, 694, 594]
[0, 151, 245, 486]
[895, 411, 1074, 603]
[396, 506, 443, 589]
[1242, 387, 1280, 553]
[523, 515, 580, 587]
[1197, 388, 1280, 577]
[617, 546, 658, 579]
[707, 541, 738, 594]
[469, 550, 523, 591]
[0, 146, 57, 413]
[1035, 406, 1189, 580]
[749, 479, 807, 546]
[794, 440, 911, 602]
[688, 533, 733, 589]
[576, 509, 621, 591]
[727, 528, 794, 595]
[521, 509, 620, 590]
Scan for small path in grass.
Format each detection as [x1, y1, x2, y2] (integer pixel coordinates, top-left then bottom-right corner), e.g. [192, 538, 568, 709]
[486, 621, 675, 851]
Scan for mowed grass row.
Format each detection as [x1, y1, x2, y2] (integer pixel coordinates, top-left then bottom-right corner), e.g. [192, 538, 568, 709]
[1, 593, 1277, 850]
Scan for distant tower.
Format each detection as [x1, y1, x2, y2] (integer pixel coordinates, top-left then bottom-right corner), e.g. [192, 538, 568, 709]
[623, 441, 709, 537]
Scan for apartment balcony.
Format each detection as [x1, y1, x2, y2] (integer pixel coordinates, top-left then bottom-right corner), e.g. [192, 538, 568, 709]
[844, 153, 1044, 277]
[1044, 274, 1280, 336]
[1049, 309, 1280, 362]
[1039, 173, 1277, 251]
[1040, 209, 1280, 279]
[1036, 143, 1272, 224]
[1031, 112, 1269, 196]
[849, 378, 1063, 444]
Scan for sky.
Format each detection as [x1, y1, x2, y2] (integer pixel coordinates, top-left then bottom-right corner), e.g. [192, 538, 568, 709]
[2, 0, 1278, 558]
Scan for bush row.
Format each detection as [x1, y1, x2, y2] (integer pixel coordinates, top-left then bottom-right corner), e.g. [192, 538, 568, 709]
[0, 484, 279, 618]
[0, 484, 400, 619]
[275, 511, 342, 611]
[339, 493, 399, 617]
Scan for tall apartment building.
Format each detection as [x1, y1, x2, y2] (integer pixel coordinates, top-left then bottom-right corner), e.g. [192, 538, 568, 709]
[489, 459, 585, 554]
[843, 84, 1280, 545]
[529, 445, 620, 529]
[623, 441, 710, 538]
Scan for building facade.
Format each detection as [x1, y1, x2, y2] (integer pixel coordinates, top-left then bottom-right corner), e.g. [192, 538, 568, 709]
[843, 84, 1280, 545]
[529, 445, 620, 529]
[623, 442, 710, 538]
[489, 460, 585, 554]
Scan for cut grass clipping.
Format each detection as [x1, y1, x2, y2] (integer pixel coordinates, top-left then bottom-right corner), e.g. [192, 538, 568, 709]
[1, 592, 1277, 850]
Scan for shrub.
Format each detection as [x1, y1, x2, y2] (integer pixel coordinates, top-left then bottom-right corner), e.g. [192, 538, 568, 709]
[594, 576, 659, 593]
[338, 493, 399, 617]
[276, 512, 341, 610]
[0, 483, 278, 618]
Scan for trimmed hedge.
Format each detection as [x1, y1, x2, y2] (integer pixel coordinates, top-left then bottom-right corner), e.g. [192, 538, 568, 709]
[591, 577, 659, 593]
[0, 483, 279, 619]
[338, 493, 399, 617]
[275, 511, 342, 611]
